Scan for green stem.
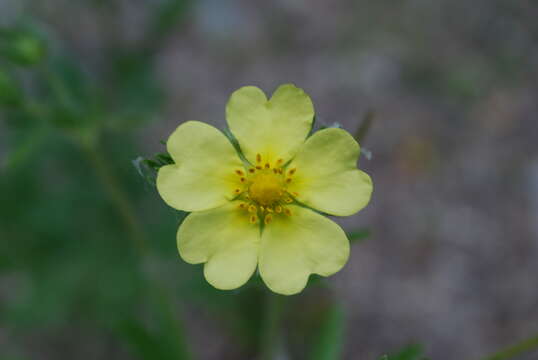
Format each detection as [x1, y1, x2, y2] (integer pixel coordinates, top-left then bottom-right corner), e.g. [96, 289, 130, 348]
[84, 143, 147, 254]
[259, 293, 285, 360]
[478, 334, 538, 360]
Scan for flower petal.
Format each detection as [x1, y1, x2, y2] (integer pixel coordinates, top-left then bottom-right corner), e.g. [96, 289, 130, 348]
[157, 121, 244, 212]
[287, 128, 373, 216]
[226, 84, 314, 165]
[258, 205, 349, 295]
[177, 202, 260, 290]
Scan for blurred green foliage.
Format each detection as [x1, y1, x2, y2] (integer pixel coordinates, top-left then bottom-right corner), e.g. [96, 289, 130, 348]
[379, 344, 429, 360]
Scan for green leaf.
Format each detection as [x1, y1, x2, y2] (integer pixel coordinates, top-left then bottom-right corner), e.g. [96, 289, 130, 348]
[0, 69, 22, 107]
[118, 319, 171, 360]
[354, 110, 375, 143]
[348, 228, 371, 244]
[0, 27, 46, 66]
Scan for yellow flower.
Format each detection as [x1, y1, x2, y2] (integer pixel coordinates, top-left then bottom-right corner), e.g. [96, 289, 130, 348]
[157, 84, 373, 295]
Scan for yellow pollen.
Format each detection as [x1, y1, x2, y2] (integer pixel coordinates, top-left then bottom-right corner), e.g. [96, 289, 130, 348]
[250, 215, 258, 224]
[248, 205, 257, 213]
[264, 214, 273, 225]
[248, 172, 284, 206]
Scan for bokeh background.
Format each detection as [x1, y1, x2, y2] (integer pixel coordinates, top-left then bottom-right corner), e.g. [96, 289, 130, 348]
[1, 0, 537, 359]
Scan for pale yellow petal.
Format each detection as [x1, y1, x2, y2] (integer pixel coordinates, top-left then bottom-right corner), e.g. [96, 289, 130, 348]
[258, 205, 349, 295]
[177, 202, 260, 290]
[156, 121, 245, 212]
[287, 128, 373, 216]
[226, 84, 314, 165]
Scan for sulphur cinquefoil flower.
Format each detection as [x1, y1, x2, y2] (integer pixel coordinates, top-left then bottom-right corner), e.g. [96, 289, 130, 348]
[157, 84, 372, 295]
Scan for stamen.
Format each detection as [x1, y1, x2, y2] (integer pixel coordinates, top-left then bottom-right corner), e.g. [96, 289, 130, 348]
[264, 214, 273, 225]
[256, 153, 262, 163]
[292, 192, 299, 197]
[250, 214, 258, 224]
[236, 169, 244, 176]
[238, 203, 246, 210]
[276, 158, 283, 165]
[275, 205, 282, 213]
[266, 206, 273, 213]
[288, 168, 296, 176]
[284, 208, 292, 216]
[249, 168, 255, 174]
[265, 162, 270, 169]
[286, 178, 292, 183]
[273, 168, 278, 174]
[256, 165, 262, 170]
[259, 206, 265, 213]
[248, 205, 257, 213]
[234, 188, 242, 194]
[284, 197, 293, 203]
[240, 177, 246, 182]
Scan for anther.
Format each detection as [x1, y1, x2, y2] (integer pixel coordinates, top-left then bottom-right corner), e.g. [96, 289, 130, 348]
[286, 178, 292, 183]
[275, 205, 282, 213]
[265, 162, 270, 169]
[259, 206, 265, 213]
[288, 168, 296, 176]
[284, 208, 292, 216]
[264, 214, 273, 225]
[250, 215, 258, 224]
[273, 168, 278, 174]
[234, 188, 242, 194]
[256, 154, 262, 163]
[276, 158, 283, 165]
[238, 203, 246, 209]
[249, 168, 255, 174]
[240, 177, 246, 182]
[256, 165, 262, 170]
[248, 205, 257, 213]
[266, 206, 273, 213]
[236, 170, 244, 176]
[292, 192, 299, 197]
[284, 197, 293, 203]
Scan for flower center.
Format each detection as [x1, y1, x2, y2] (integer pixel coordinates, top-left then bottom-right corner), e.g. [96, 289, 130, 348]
[232, 153, 299, 225]
[248, 172, 283, 206]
